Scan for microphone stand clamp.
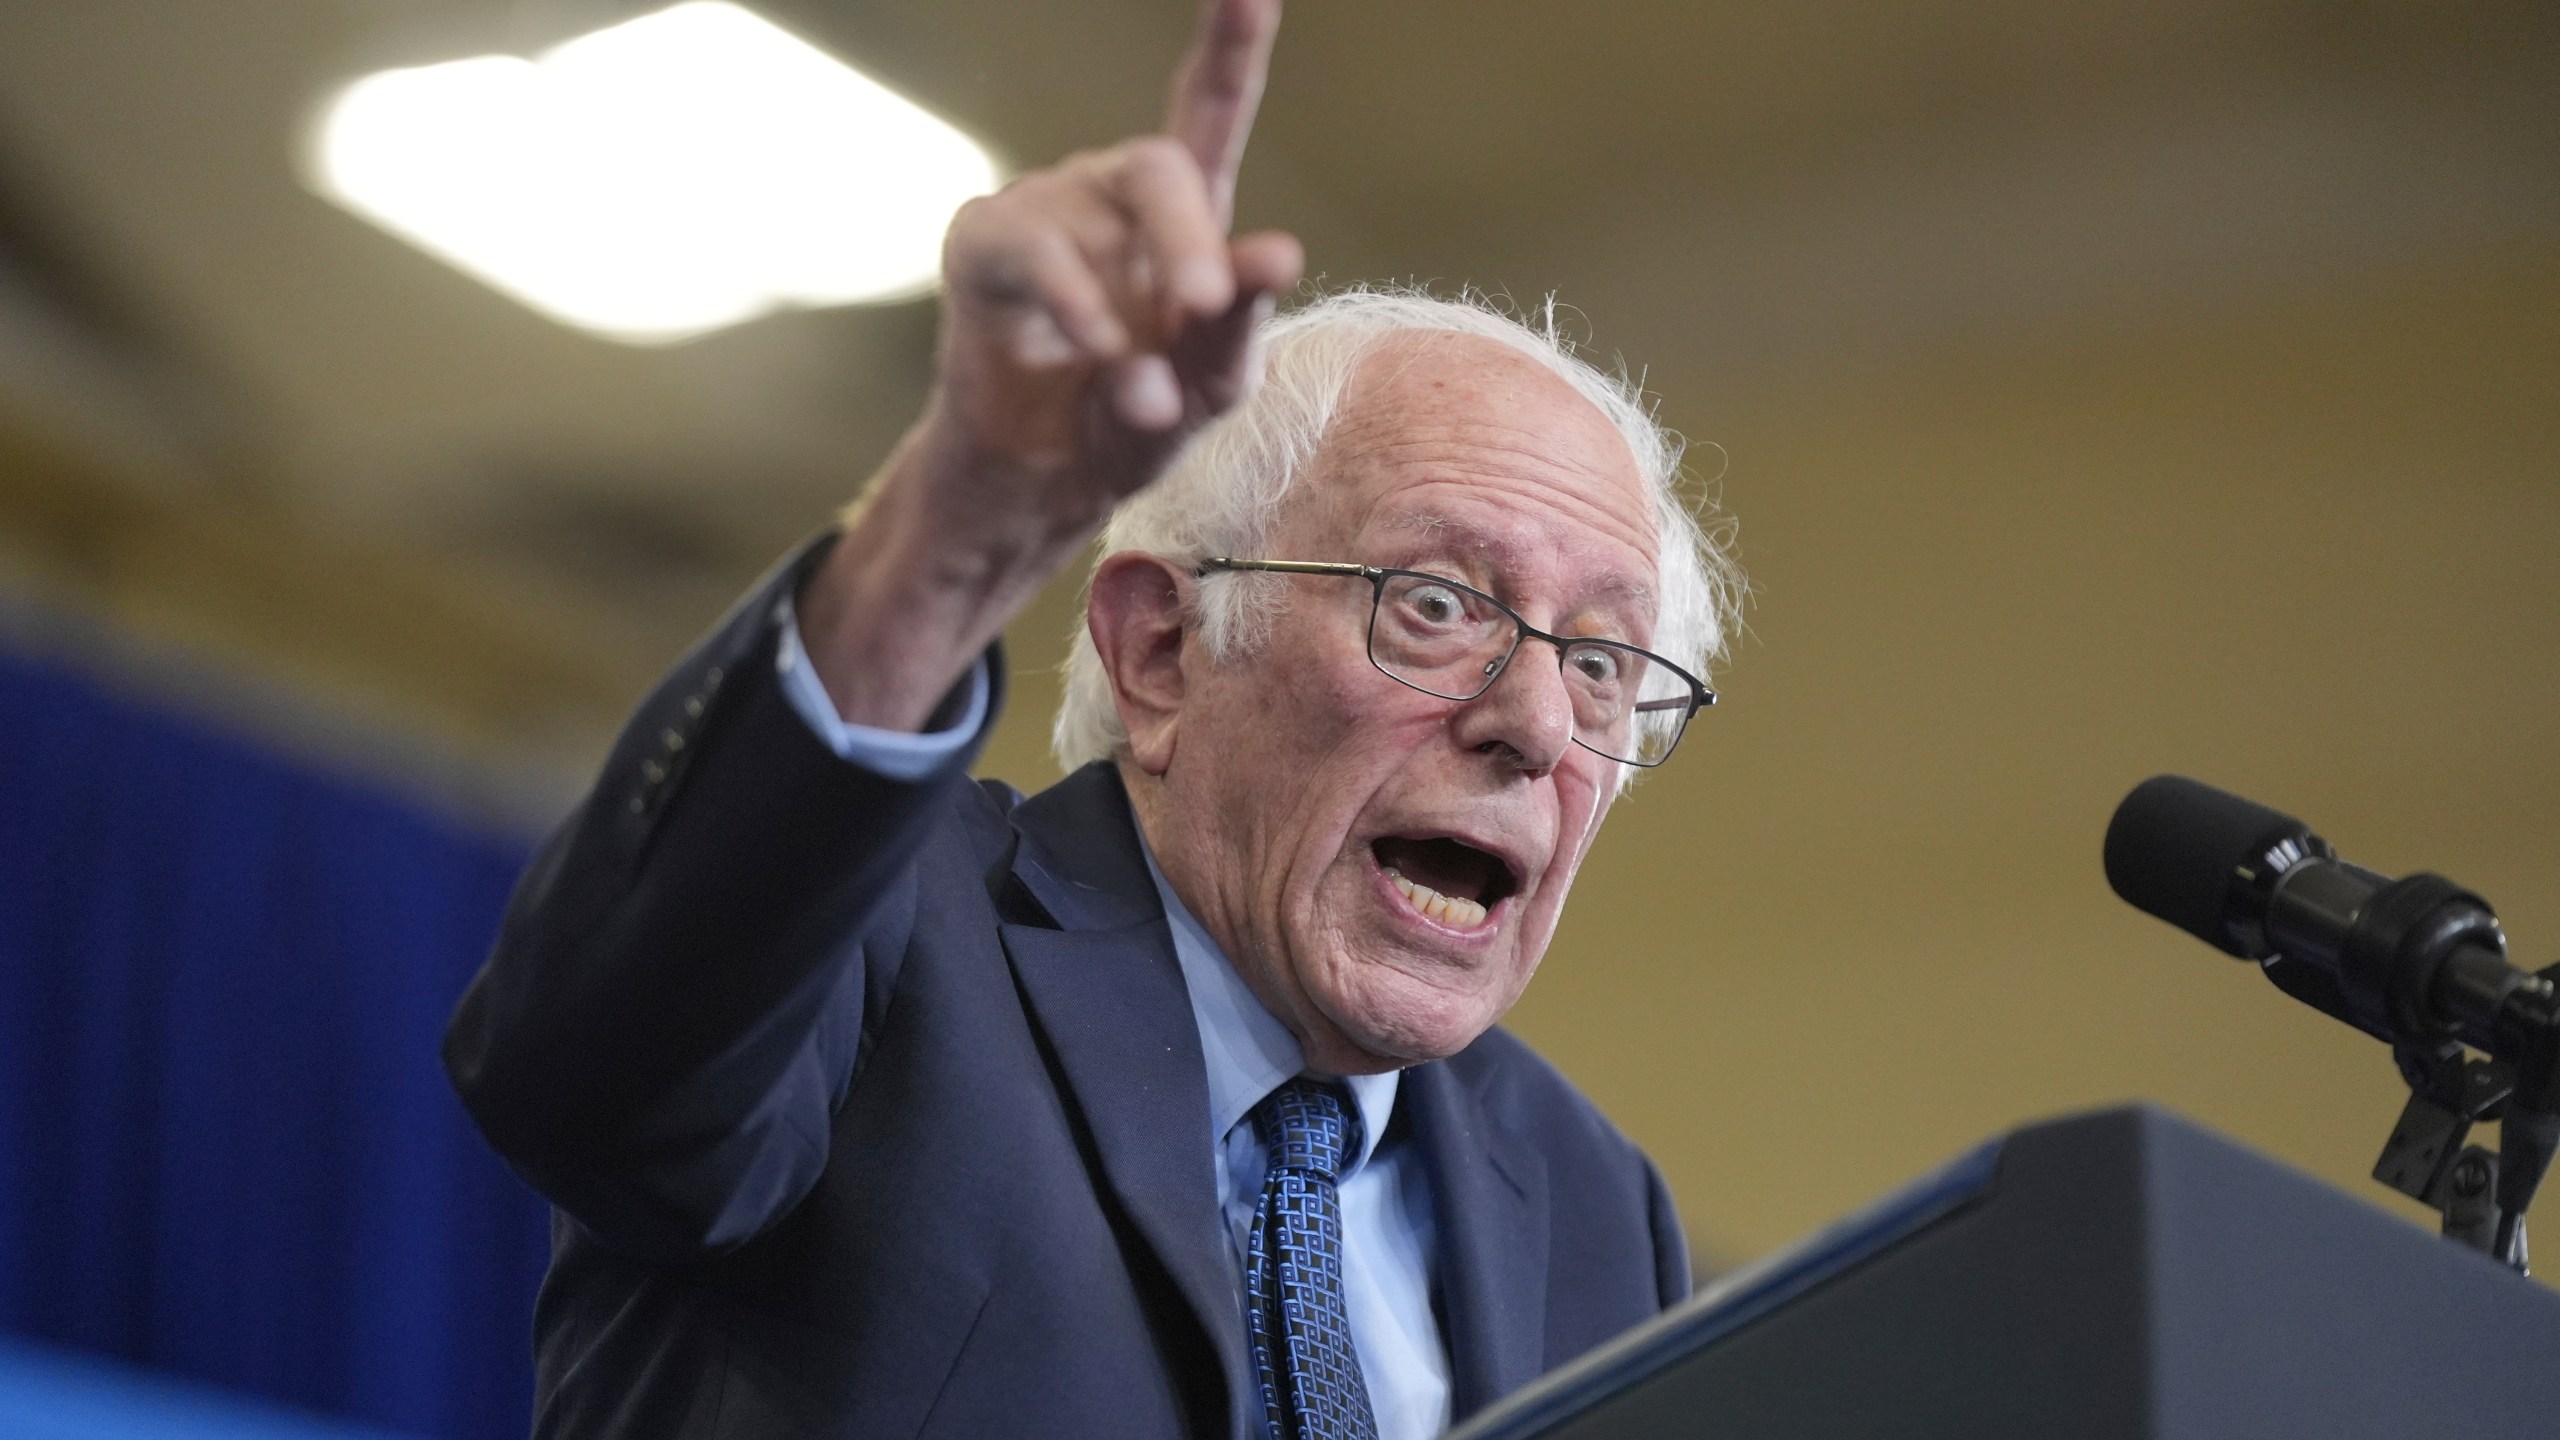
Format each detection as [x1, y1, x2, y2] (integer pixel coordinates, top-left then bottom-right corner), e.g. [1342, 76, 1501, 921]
[2368, 959, 2560, 1275]
[2373, 1043, 2517, 1264]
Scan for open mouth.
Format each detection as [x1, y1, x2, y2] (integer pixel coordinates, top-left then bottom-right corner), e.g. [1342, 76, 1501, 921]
[1371, 835, 1520, 929]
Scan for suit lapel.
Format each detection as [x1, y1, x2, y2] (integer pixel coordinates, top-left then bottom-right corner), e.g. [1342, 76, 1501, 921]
[997, 765, 1252, 1436]
[1000, 766, 1555, 1423]
[1405, 1057, 1551, 1416]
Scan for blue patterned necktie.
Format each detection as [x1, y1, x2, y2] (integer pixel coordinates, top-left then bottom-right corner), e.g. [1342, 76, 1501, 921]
[1245, 1078, 1380, 1440]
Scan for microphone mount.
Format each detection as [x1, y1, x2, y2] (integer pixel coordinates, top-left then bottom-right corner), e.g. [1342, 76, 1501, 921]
[2300, 870, 2560, 1273]
[2106, 776, 2560, 1275]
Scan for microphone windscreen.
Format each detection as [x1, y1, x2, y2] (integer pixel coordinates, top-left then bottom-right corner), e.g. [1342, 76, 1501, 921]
[2103, 775, 2311, 958]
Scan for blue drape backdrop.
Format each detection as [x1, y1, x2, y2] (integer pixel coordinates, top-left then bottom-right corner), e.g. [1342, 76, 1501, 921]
[0, 644, 552, 1438]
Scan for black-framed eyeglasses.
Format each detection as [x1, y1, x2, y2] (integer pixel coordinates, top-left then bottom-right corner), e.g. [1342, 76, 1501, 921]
[1195, 558, 1715, 767]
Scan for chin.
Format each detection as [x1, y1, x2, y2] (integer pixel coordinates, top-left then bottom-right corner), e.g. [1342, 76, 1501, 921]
[1311, 951, 1519, 1070]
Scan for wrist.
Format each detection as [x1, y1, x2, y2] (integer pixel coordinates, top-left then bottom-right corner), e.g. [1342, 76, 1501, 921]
[797, 419, 1097, 731]
[890, 398, 1114, 560]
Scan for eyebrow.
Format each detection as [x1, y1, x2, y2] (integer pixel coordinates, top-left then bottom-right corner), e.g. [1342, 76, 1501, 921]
[1383, 512, 1657, 615]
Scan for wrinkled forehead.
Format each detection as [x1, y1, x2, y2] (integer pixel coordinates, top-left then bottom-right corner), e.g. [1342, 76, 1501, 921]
[1377, 509, 1658, 615]
[1279, 332, 1660, 595]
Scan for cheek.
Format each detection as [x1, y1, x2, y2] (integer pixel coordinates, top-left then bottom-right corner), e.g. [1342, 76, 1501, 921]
[1251, 671, 1443, 841]
[1224, 716, 1412, 904]
[1292, 646, 1401, 744]
[1189, 640, 1364, 783]
[1206, 634, 1373, 764]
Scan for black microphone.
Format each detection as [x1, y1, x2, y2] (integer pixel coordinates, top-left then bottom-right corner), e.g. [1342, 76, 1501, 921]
[2104, 774, 2560, 1256]
[2103, 775, 2534, 1056]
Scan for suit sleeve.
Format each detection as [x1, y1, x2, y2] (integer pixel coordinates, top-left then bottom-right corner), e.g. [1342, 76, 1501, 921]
[441, 534, 1002, 1263]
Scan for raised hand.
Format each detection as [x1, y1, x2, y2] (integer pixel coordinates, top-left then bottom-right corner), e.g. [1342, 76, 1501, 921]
[801, 0, 1302, 733]
[933, 0, 1299, 509]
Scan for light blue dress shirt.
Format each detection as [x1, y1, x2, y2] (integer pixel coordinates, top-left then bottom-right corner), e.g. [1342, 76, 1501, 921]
[1138, 843, 1451, 1440]
[775, 602, 1453, 1439]
[772, 600, 990, 781]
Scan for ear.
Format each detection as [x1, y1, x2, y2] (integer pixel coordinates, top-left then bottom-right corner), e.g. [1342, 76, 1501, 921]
[1087, 552, 1193, 776]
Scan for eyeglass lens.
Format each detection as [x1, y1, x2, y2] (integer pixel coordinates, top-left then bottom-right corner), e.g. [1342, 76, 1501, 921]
[1366, 572, 1692, 765]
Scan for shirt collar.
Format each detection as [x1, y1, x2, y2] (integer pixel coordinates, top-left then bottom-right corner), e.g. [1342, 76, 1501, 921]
[1139, 835, 1397, 1172]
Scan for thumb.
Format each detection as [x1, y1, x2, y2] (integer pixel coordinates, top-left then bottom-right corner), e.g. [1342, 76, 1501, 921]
[1172, 287, 1279, 420]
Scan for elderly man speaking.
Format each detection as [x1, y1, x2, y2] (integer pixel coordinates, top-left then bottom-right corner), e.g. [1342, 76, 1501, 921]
[444, 1, 1741, 1436]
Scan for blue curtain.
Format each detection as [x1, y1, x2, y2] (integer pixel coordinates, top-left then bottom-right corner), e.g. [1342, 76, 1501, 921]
[0, 644, 551, 1438]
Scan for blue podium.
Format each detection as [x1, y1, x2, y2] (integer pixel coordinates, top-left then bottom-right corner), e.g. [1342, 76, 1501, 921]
[1453, 1106, 2560, 1439]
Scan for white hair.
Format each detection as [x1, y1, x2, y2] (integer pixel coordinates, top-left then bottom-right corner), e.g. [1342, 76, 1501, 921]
[1052, 284, 1743, 789]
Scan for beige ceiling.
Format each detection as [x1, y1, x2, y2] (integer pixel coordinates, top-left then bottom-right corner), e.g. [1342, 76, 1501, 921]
[0, 0, 2554, 1268]
[1, 2, 2545, 695]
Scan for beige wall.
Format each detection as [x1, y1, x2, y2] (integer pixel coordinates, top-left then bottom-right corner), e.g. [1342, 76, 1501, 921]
[971, 237, 2560, 1269]
[8, 227, 2547, 1275]
[0, 0, 2547, 1282]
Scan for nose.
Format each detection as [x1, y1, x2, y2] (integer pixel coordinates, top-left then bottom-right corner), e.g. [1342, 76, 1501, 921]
[1446, 641, 1577, 775]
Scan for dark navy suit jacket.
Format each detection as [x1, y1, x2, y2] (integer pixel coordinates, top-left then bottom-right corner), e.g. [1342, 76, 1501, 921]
[444, 545, 1690, 1438]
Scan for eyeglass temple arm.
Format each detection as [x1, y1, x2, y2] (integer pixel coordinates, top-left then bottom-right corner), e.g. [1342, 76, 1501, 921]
[1195, 558, 1377, 578]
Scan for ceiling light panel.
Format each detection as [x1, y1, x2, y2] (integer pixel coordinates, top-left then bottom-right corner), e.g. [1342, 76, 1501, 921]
[310, 2, 998, 343]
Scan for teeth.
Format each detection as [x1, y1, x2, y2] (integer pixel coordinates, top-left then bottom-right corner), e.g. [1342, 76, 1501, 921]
[1384, 867, 1489, 928]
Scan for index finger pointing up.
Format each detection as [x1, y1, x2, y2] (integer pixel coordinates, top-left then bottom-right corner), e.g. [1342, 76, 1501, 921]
[1163, 0, 1282, 227]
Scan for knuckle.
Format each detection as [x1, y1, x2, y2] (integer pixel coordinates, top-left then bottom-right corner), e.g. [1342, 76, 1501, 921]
[945, 193, 989, 231]
[952, 228, 1063, 305]
[1118, 135, 1195, 183]
[1004, 171, 1063, 209]
[947, 191, 1032, 254]
[1057, 149, 1121, 192]
[988, 168, 1076, 218]
[948, 193, 1080, 275]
